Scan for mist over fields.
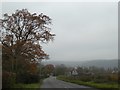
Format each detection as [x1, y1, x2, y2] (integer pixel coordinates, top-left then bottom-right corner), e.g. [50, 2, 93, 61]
[42, 59, 118, 69]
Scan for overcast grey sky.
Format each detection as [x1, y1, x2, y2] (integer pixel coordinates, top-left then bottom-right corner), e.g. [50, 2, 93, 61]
[2, 2, 118, 61]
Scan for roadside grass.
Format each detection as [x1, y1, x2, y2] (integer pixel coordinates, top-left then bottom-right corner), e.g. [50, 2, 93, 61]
[13, 79, 43, 88]
[57, 76, 119, 89]
[14, 83, 40, 88]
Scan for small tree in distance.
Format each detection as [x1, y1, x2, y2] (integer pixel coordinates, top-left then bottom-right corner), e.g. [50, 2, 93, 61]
[1, 9, 55, 87]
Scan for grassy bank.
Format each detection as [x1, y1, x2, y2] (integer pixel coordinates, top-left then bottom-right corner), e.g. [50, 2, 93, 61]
[57, 76, 118, 89]
[14, 83, 40, 88]
[13, 79, 43, 88]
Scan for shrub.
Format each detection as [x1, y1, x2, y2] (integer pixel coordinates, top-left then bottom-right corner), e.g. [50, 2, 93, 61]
[108, 74, 118, 82]
[16, 72, 40, 84]
[2, 71, 16, 88]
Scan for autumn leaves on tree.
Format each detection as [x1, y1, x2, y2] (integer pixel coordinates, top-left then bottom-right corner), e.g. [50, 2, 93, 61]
[0, 9, 55, 87]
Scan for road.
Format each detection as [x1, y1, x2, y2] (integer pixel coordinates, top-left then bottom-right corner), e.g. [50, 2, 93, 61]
[41, 76, 99, 90]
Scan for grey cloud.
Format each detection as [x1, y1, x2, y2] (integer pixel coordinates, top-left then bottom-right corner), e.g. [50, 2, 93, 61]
[2, 2, 118, 61]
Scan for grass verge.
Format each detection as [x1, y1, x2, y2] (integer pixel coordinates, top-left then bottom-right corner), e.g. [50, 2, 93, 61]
[57, 76, 119, 89]
[13, 79, 43, 88]
[14, 83, 40, 88]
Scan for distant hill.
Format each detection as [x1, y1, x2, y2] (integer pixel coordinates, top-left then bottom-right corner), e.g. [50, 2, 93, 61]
[42, 59, 118, 69]
[78, 59, 118, 69]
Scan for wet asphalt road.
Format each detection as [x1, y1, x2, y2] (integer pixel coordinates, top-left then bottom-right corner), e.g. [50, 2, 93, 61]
[41, 76, 99, 90]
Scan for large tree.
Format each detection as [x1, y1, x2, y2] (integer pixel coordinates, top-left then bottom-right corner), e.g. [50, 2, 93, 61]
[1, 9, 55, 71]
[0, 9, 55, 86]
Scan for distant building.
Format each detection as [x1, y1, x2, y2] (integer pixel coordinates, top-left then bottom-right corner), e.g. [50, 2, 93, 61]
[67, 67, 78, 76]
[71, 68, 78, 76]
[112, 70, 118, 74]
